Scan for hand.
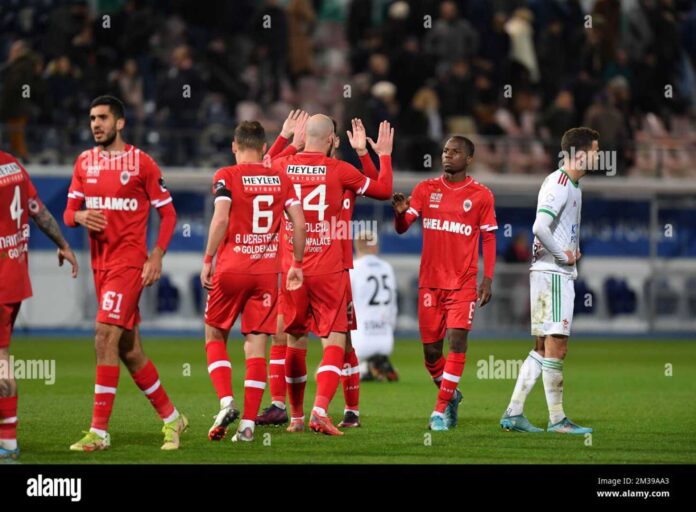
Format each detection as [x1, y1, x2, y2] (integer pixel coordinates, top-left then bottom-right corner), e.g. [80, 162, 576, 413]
[291, 111, 309, 150]
[367, 120, 394, 156]
[576, 249, 582, 262]
[392, 192, 411, 214]
[75, 210, 107, 232]
[142, 248, 163, 287]
[280, 109, 306, 139]
[563, 250, 576, 265]
[200, 262, 214, 290]
[286, 266, 303, 291]
[477, 277, 492, 307]
[346, 118, 368, 156]
[57, 245, 79, 278]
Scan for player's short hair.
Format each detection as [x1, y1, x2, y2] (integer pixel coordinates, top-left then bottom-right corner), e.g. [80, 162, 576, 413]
[447, 135, 475, 157]
[90, 95, 126, 120]
[234, 121, 266, 151]
[561, 127, 599, 153]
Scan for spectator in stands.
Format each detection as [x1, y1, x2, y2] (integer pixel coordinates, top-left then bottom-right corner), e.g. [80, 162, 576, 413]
[287, 0, 316, 82]
[424, 1, 479, 71]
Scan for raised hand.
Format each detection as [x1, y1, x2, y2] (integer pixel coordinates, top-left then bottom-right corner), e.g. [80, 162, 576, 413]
[346, 118, 368, 156]
[392, 192, 411, 215]
[281, 109, 306, 139]
[367, 120, 394, 156]
[291, 111, 309, 150]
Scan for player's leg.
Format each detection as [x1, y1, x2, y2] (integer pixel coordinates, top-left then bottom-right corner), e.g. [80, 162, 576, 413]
[233, 332, 268, 442]
[203, 272, 244, 440]
[120, 326, 187, 449]
[70, 321, 122, 451]
[338, 330, 361, 427]
[419, 289, 447, 388]
[500, 335, 545, 432]
[429, 327, 467, 430]
[256, 312, 289, 425]
[0, 303, 21, 459]
[307, 272, 348, 435]
[542, 274, 591, 434]
[282, 275, 311, 432]
[285, 332, 308, 431]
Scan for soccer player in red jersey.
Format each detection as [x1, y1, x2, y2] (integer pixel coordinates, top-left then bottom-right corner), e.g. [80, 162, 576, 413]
[392, 136, 497, 431]
[63, 95, 185, 451]
[275, 115, 394, 435]
[0, 151, 79, 460]
[255, 117, 380, 428]
[200, 120, 306, 443]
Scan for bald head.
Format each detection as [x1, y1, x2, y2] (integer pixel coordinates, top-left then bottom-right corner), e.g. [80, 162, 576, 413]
[354, 230, 379, 256]
[305, 114, 335, 151]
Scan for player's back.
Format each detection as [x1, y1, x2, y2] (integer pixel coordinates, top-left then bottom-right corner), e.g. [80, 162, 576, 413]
[277, 152, 364, 275]
[351, 254, 397, 342]
[213, 162, 295, 274]
[0, 151, 38, 303]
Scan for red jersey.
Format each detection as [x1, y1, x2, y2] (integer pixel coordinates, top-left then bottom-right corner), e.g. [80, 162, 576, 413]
[398, 175, 497, 290]
[212, 162, 299, 274]
[67, 145, 173, 270]
[276, 152, 393, 276]
[0, 152, 43, 303]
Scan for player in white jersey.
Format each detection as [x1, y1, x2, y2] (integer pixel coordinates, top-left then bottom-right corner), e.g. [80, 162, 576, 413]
[501, 127, 598, 435]
[349, 231, 398, 381]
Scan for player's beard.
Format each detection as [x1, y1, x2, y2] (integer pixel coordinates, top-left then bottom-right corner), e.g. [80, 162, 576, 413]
[95, 127, 118, 150]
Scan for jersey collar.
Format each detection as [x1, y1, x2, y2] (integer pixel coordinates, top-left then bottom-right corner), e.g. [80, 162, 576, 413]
[559, 168, 579, 188]
[440, 175, 472, 190]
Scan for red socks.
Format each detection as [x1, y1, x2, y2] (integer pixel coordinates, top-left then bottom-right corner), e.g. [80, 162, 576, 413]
[435, 352, 466, 413]
[243, 357, 267, 421]
[342, 348, 360, 413]
[269, 345, 287, 404]
[206, 340, 233, 402]
[0, 396, 18, 441]
[131, 360, 177, 422]
[91, 365, 119, 433]
[313, 345, 345, 414]
[285, 347, 307, 419]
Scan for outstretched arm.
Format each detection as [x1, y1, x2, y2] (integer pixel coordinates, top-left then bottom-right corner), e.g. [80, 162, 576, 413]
[32, 204, 79, 278]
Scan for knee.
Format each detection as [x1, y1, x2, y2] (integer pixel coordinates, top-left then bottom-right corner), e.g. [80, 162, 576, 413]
[0, 379, 16, 397]
[449, 332, 468, 353]
[423, 344, 442, 364]
[272, 332, 287, 346]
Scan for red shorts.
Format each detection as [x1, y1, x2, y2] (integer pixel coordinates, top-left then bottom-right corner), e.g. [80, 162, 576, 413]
[282, 271, 348, 338]
[418, 280, 478, 343]
[205, 272, 277, 335]
[0, 302, 21, 349]
[94, 267, 143, 330]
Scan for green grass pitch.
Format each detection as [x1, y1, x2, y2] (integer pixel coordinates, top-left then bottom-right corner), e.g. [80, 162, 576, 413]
[8, 337, 696, 464]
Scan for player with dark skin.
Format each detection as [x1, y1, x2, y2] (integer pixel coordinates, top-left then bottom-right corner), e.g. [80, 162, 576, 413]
[391, 137, 492, 365]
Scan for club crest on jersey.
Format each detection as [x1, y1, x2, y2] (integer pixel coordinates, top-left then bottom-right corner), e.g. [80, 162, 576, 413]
[120, 170, 130, 185]
[463, 199, 472, 212]
[429, 191, 442, 208]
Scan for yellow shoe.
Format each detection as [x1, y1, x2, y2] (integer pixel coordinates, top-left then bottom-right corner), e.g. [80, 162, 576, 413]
[161, 414, 188, 450]
[70, 431, 111, 452]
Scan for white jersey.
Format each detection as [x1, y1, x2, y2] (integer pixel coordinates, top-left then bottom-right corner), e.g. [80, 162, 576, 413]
[350, 254, 398, 360]
[530, 169, 582, 279]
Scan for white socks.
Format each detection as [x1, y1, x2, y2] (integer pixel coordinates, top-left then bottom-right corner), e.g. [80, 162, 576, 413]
[505, 350, 543, 417]
[542, 358, 565, 424]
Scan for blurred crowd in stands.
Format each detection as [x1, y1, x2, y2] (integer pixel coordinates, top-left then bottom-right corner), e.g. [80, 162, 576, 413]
[1, 0, 696, 176]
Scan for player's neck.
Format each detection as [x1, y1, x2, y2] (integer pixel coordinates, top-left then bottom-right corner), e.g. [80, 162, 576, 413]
[562, 166, 584, 184]
[99, 138, 126, 154]
[443, 170, 468, 183]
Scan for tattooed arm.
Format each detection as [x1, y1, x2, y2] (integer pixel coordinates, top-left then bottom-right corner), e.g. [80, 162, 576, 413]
[32, 205, 79, 278]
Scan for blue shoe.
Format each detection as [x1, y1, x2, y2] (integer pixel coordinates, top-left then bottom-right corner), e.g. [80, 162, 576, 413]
[547, 417, 593, 435]
[428, 414, 448, 431]
[0, 445, 19, 460]
[500, 414, 544, 433]
[444, 389, 463, 428]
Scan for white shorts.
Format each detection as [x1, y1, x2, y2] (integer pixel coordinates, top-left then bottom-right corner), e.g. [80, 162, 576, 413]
[530, 271, 574, 337]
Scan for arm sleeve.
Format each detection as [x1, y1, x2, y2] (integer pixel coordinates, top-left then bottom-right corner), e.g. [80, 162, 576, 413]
[358, 153, 379, 180]
[266, 135, 289, 159]
[479, 190, 498, 233]
[340, 155, 393, 200]
[155, 202, 177, 253]
[212, 169, 232, 204]
[21, 166, 44, 218]
[532, 212, 568, 263]
[394, 182, 423, 234]
[536, 177, 569, 220]
[144, 155, 174, 209]
[481, 230, 496, 279]
[63, 157, 85, 227]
